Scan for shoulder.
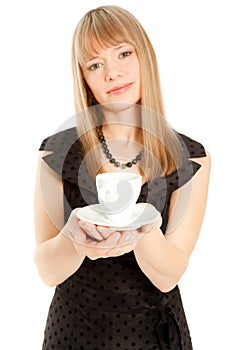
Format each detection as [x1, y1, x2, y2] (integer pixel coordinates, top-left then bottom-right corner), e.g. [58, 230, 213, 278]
[39, 127, 80, 152]
[177, 132, 207, 159]
[38, 127, 83, 180]
[177, 132, 211, 169]
[161, 132, 211, 193]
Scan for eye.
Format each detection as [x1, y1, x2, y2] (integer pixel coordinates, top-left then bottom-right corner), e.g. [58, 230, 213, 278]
[88, 62, 103, 71]
[119, 51, 132, 59]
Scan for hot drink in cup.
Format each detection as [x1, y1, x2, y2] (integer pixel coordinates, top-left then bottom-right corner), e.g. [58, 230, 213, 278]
[96, 172, 142, 225]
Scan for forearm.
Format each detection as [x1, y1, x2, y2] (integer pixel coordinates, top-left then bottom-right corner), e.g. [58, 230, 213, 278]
[34, 233, 85, 287]
[134, 227, 189, 292]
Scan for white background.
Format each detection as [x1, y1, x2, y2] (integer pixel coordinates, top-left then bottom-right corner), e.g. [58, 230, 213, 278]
[0, 0, 232, 349]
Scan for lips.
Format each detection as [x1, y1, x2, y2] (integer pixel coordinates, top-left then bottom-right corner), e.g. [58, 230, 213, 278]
[107, 83, 133, 95]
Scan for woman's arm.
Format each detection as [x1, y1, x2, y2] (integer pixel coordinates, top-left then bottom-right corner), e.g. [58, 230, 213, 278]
[134, 150, 211, 292]
[34, 152, 148, 285]
[34, 152, 85, 287]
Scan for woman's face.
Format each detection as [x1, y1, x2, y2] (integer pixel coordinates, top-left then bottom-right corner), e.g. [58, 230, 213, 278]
[82, 43, 141, 107]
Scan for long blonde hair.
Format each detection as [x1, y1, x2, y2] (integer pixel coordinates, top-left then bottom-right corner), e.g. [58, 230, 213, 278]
[71, 5, 182, 179]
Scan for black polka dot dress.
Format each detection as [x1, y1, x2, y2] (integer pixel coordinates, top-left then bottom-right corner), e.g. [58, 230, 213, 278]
[39, 128, 206, 350]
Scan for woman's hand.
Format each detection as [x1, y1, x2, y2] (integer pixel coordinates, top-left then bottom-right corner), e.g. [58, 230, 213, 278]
[75, 221, 143, 259]
[61, 208, 161, 260]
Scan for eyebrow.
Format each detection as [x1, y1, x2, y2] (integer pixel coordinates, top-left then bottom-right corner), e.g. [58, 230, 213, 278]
[87, 44, 133, 63]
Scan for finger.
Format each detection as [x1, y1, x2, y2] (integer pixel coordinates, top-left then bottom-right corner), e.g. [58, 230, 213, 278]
[76, 240, 117, 260]
[78, 220, 104, 241]
[105, 240, 138, 257]
[96, 231, 121, 248]
[75, 245, 103, 260]
[96, 225, 116, 239]
[73, 226, 87, 243]
[75, 233, 137, 260]
[140, 223, 155, 233]
[118, 229, 146, 244]
[119, 229, 138, 244]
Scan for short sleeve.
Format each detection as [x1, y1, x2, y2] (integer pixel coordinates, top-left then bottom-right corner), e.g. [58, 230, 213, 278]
[178, 133, 206, 159]
[144, 132, 207, 198]
[39, 127, 83, 181]
[167, 132, 207, 192]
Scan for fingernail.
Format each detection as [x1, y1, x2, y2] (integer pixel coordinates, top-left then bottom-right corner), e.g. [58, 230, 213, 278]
[113, 233, 121, 242]
[98, 227, 107, 233]
[124, 233, 137, 241]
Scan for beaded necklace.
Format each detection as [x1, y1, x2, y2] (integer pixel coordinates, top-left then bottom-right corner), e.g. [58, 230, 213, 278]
[98, 129, 143, 169]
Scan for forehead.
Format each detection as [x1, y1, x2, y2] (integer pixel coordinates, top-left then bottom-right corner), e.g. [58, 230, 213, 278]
[77, 23, 135, 65]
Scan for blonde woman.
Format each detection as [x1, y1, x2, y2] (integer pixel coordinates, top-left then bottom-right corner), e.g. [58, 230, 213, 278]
[34, 6, 211, 350]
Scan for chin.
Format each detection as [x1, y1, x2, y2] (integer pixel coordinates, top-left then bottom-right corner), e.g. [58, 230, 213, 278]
[103, 98, 141, 110]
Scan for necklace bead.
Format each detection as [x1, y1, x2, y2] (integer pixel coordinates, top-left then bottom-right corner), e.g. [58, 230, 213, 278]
[98, 129, 143, 169]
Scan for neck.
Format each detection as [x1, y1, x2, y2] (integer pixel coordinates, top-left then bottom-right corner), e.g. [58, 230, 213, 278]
[101, 103, 142, 141]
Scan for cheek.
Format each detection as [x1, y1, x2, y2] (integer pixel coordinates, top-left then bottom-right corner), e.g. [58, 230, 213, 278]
[129, 59, 141, 81]
[85, 74, 101, 93]
[85, 80, 97, 99]
[136, 62, 141, 79]
[87, 81, 102, 103]
[84, 76, 93, 90]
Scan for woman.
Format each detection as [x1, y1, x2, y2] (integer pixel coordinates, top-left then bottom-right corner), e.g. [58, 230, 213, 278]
[34, 5, 211, 350]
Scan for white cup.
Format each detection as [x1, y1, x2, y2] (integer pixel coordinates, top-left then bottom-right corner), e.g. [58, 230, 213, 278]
[96, 172, 142, 225]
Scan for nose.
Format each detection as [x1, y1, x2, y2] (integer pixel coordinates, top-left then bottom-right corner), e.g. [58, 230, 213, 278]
[105, 62, 123, 81]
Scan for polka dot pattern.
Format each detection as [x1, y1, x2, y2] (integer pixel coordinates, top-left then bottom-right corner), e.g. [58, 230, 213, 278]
[39, 128, 206, 349]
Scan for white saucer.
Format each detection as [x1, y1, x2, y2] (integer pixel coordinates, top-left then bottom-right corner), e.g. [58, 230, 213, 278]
[76, 203, 161, 231]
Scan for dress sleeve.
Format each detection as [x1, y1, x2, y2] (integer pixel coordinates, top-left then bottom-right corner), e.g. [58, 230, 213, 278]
[167, 132, 207, 192]
[39, 127, 82, 181]
[178, 133, 206, 159]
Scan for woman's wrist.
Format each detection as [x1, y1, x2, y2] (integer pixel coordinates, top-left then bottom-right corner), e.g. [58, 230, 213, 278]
[58, 231, 86, 257]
